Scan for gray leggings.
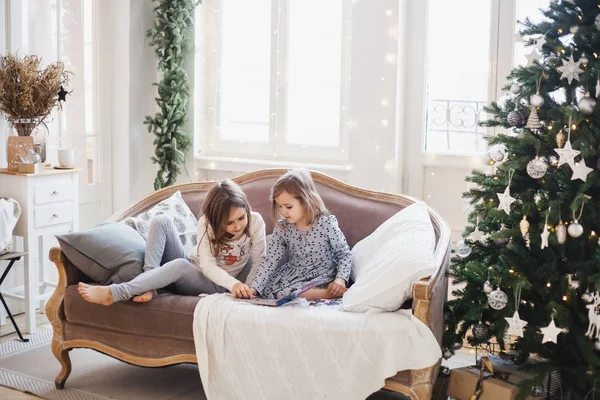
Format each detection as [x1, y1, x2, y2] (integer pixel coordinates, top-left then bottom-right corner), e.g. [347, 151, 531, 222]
[109, 215, 227, 302]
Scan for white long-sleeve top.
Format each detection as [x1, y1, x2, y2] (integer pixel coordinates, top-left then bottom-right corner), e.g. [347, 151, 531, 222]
[189, 211, 266, 291]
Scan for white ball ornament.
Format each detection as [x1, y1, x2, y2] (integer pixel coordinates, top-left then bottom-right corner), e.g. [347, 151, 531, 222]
[578, 95, 596, 116]
[580, 54, 589, 65]
[483, 281, 494, 294]
[568, 221, 583, 238]
[489, 144, 507, 162]
[570, 26, 579, 34]
[530, 94, 545, 108]
[527, 157, 548, 179]
[510, 84, 522, 94]
[487, 288, 508, 310]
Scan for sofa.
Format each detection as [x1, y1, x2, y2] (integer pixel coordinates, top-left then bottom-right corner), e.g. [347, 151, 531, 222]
[46, 169, 451, 399]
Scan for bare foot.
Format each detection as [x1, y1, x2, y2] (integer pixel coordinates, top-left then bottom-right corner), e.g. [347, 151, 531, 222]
[300, 288, 337, 301]
[77, 282, 114, 306]
[133, 290, 157, 303]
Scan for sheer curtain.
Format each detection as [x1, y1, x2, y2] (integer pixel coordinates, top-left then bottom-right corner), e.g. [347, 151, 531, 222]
[0, 0, 87, 169]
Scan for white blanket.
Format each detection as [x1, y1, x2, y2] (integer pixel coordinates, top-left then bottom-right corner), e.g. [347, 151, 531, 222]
[193, 294, 441, 400]
[0, 198, 20, 254]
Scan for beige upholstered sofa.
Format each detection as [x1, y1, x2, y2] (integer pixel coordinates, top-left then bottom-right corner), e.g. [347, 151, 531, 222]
[47, 169, 451, 399]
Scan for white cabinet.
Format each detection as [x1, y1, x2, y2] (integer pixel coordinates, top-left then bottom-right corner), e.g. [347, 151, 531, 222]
[0, 167, 80, 333]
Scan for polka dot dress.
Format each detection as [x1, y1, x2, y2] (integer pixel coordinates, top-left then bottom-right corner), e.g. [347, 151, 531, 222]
[251, 215, 352, 299]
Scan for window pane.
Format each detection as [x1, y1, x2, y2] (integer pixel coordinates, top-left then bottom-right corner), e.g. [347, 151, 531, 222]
[425, 0, 492, 154]
[219, 0, 271, 142]
[286, 0, 342, 147]
[514, 0, 549, 67]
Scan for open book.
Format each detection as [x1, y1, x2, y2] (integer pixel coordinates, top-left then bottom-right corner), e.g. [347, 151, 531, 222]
[234, 279, 327, 307]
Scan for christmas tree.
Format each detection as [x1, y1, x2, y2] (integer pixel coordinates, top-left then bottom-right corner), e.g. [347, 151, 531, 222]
[445, 0, 600, 397]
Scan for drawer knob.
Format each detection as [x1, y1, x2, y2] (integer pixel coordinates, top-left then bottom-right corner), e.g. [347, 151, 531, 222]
[52, 213, 59, 218]
[52, 190, 59, 195]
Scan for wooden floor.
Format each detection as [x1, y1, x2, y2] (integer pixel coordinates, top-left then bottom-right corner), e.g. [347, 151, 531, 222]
[0, 312, 50, 399]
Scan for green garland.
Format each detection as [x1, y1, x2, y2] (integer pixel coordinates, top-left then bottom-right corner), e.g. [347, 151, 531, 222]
[144, 0, 200, 190]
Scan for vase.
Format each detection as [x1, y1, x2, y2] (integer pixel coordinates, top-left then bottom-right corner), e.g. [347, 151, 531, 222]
[8, 118, 47, 162]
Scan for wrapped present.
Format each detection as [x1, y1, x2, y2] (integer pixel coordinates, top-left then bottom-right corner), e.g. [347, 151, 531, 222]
[487, 354, 560, 399]
[447, 366, 539, 400]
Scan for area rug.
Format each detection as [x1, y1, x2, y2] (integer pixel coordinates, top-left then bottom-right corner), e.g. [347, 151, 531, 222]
[0, 330, 204, 400]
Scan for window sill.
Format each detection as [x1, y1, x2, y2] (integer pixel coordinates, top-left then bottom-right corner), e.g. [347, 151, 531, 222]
[194, 154, 352, 175]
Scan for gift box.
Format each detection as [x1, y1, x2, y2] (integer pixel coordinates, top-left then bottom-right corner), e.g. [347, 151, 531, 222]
[447, 367, 538, 400]
[488, 354, 560, 399]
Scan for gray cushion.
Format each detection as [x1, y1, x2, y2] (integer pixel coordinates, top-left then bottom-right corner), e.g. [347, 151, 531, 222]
[56, 222, 145, 284]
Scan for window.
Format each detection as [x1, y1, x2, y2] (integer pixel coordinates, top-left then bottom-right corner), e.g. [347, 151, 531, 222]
[197, 0, 350, 162]
[424, 0, 493, 154]
[19, 0, 97, 184]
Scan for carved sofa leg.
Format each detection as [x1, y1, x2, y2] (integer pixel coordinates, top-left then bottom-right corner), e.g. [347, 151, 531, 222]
[51, 338, 72, 389]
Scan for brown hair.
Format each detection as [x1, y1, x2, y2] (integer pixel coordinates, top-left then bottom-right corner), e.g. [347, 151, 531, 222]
[202, 179, 252, 257]
[270, 169, 328, 226]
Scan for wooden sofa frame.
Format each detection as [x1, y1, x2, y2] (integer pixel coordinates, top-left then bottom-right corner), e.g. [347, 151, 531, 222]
[46, 169, 451, 399]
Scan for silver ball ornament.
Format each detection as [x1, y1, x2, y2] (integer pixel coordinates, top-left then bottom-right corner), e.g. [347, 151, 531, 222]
[595, 14, 600, 31]
[489, 144, 507, 162]
[510, 84, 522, 94]
[455, 240, 472, 258]
[483, 281, 494, 294]
[472, 323, 490, 341]
[581, 54, 589, 65]
[451, 340, 463, 351]
[568, 221, 583, 238]
[578, 95, 596, 116]
[494, 237, 510, 247]
[507, 110, 525, 127]
[488, 288, 508, 310]
[530, 94, 545, 108]
[526, 158, 548, 179]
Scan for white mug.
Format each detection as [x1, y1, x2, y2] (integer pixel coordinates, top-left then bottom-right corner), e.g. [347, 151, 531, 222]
[58, 149, 76, 168]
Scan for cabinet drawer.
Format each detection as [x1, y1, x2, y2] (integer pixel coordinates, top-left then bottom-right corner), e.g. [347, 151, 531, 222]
[34, 181, 74, 205]
[34, 203, 74, 228]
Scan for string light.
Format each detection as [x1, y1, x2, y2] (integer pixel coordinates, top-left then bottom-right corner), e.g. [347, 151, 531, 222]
[381, 119, 389, 127]
[563, 295, 568, 301]
[385, 9, 392, 16]
[547, 282, 551, 287]
[381, 98, 389, 107]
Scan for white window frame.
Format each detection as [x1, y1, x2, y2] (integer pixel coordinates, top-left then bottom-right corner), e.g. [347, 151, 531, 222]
[196, 0, 352, 163]
[403, 0, 516, 198]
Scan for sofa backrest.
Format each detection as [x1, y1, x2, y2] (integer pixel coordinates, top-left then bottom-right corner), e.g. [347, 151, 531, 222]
[112, 169, 445, 251]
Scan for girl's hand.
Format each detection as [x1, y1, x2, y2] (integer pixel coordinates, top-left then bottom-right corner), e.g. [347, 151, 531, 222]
[232, 283, 255, 299]
[249, 287, 257, 297]
[327, 278, 347, 298]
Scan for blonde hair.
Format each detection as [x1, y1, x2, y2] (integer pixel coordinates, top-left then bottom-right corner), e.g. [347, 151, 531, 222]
[270, 169, 328, 225]
[202, 179, 252, 257]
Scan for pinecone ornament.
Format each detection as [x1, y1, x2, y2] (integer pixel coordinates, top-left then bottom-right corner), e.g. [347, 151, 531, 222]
[556, 129, 565, 148]
[520, 215, 530, 247]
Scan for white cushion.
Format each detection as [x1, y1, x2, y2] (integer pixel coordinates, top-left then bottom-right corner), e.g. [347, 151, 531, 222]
[122, 191, 199, 255]
[342, 202, 436, 312]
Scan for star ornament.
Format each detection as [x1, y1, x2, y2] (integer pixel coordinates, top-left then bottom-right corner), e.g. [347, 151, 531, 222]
[535, 36, 547, 51]
[571, 160, 593, 182]
[557, 55, 584, 85]
[555, 140, 580, 168]
[497, 187, 516, 215]
[525, 48, 542, 66]
[541, 225, 550, 249]
[58, 85, 69, 102]
[505, 311, 528, 337]
[541, 318, 565, 344]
